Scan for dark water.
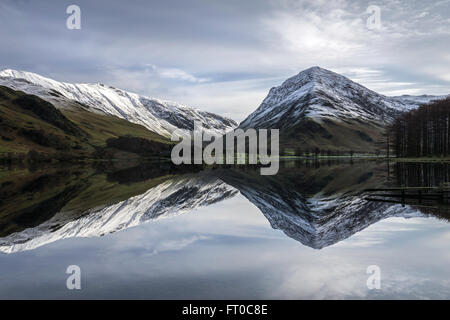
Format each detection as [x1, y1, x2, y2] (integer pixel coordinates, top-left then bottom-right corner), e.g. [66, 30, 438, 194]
[0, 160, 449, 299]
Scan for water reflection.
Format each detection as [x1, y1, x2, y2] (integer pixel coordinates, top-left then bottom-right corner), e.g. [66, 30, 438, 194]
[0, 162, 236, 253]
[1, 160, 449, 254]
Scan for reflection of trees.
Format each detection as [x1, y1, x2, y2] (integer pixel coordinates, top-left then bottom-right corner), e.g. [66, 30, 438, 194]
[366, 161, 450, 219]
[395, 162, 450, 187]
[1, 160, 449, 252]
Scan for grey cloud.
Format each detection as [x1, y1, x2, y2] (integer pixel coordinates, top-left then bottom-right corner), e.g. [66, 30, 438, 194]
[0, 0, 449, 121]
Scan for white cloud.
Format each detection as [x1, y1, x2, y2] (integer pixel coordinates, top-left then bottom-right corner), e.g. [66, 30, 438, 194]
[155, 66, 210, 83]
[1, 0, 449, 119]
[257, 0, 450, 97]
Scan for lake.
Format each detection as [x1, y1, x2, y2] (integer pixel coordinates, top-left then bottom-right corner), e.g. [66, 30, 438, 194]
[0, 159, 449, 299]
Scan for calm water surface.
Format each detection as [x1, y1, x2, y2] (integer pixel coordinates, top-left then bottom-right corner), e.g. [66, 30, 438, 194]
[0, 160, 449, 299]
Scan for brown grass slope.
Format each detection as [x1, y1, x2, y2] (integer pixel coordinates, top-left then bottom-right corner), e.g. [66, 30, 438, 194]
[280, 118, 385, 154]
[0, 85, 170, 158]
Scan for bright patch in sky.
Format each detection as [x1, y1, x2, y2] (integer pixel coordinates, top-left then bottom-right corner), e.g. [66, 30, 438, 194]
[0, 0, 449, 121]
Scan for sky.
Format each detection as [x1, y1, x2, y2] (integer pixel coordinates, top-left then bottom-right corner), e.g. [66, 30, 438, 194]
[1, 0, 449, 121]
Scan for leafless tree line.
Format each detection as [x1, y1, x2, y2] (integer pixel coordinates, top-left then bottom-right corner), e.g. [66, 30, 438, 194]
[389, 98, 450, 157]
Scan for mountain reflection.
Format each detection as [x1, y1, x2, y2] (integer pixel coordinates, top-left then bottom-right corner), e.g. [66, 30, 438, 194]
[0, 160, 449, 253]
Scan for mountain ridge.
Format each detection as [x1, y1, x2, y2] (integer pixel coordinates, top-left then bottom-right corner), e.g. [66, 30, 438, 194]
[2, 66, 448, 154]
[240, 66, 445, 129]
[0, 69, 237, 138]
[239, 66, 448, 153]
[0, 163, 427, 253]
[0, 85, 171, 156]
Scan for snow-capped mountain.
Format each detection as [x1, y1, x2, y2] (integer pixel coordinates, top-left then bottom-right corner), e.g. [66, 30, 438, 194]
[0, 164, 432, 253]
[392, 94, 446, 106]
[0, 173, 238, 254]
[216, 168, 424, 249]
[0, 69, 237, 137]
[239, 191, 420, 249]
[233, 183, 422, 249]
[239, 66, 446, 130]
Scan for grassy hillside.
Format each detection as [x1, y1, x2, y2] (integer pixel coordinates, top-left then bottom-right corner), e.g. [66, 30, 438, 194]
[0, 85, 171, 159]
[279, 118, 385, 155]
[61, 107, 169, 146]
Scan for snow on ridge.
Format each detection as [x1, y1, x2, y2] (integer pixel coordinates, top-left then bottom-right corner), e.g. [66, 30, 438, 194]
[0, 175, 238, 254]
[0, 69, 237, 137]
[239, 66, 447, 129]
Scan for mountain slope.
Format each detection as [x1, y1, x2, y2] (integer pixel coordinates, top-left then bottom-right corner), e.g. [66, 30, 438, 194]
[215, 164, 423, 249]
[0, 85, 170, 156]
[239, 67, 447, 153]
[0, 162, 427, 252]
[0, 69, 237, 138]
[0, 171, 238, 254]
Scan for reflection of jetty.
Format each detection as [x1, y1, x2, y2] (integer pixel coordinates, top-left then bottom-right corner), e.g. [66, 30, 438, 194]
[364, 184, 450, 208]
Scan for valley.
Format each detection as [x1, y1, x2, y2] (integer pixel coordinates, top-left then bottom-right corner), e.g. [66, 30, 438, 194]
[1, 66, 449, 162]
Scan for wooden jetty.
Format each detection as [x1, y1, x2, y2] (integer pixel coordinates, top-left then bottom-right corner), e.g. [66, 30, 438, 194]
[363, 183, 450, 207]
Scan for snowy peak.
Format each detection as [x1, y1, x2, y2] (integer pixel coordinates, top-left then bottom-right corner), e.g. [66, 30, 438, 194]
[0, 69, 64, 88]
[0, 69, 237, 137]
[212, 167, 424, 249]
[239, 66, 446, 130]
[0, 174, 238, 254]
[276, 66, 354, 92]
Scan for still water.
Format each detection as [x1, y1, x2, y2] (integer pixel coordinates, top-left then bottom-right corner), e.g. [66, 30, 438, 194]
[0, 160, 449, 299]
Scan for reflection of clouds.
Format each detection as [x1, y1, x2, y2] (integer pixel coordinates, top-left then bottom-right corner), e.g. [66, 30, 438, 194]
[337, 216, 450, 249]
[333, 217, 422, 248]
[273, 261, 368, 299]
[155, 195, 283, 240]
[377, 276, 450, 300]
[168, 208, 450, 299]
[275, 262, 450, 299]
[267, 215, 450, 299]
[105, 225, 210, 255]
[1, 179, 450, 298]
[145, 235, 210, 257]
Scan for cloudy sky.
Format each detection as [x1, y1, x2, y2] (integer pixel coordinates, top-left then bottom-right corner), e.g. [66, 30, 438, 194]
[1, 0, 449, 121]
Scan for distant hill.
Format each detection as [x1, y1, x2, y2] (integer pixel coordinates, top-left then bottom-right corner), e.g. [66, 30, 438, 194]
[0, 69, 237, 138]
[0, 85, 171, 159]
